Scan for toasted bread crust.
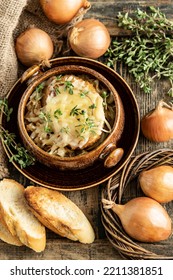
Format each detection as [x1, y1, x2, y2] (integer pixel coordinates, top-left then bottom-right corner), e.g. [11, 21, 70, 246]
[0, 179, 46, 252]
[0, 215, 23, 246]
[25, 186, 95, 244]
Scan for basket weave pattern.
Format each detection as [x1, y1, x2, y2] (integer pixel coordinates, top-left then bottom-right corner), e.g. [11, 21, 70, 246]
[101, 148, 173, 259]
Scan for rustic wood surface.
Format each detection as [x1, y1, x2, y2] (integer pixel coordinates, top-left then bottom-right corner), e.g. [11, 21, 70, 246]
[1, 0, 173, 260]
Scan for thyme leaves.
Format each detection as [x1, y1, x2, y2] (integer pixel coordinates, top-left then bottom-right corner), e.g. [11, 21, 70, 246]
[105, 6, 173, 95]
[0, 126, 35, 168]
[54, 109, 63, 119]
[0, 98, 13, 122]
[35, 82, 45, 101]
[0, 98, 35, 169]
[64, 81, 74, 95]
[75, 118, 98, 136]
[89, 104, 97, 110]
[39, 111, 52, 133]
[70, 105, 85, 116]
[80, 90, 89, 98]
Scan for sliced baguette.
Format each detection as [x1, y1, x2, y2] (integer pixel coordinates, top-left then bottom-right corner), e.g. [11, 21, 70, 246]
[25, 186, 95, 244]
[0, 179, 46, 252]
[0, 215, 23, 246]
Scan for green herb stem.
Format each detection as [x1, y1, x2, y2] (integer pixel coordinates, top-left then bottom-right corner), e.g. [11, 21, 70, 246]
[0, 125, 35, 169]
[105, 6, 173, 95]
[0, 98, 35, 168]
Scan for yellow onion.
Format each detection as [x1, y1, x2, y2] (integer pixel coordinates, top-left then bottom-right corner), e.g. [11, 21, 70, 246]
[141, 100, 173, 142]
[15, 27, 54, 67]
[139, 165, 173, 203]
[68, 18, 111, 59]
[102, 197, 172, 242]
[40, 0, 90, 24]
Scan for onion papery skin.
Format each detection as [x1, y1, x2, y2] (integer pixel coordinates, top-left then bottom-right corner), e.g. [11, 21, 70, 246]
[141, 100, 173, 142]
[112, 197, 172, 242]
[139, 165, 173, 203]
[40, 0, 90, 24]
[15, 28, 54, 67]
[68, 18, 111, 59]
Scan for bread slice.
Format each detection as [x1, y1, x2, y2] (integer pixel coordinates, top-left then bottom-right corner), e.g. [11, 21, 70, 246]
[0, 215, 22, 246]
[25, 186, 95, 244]
[0, 179, 46, 252]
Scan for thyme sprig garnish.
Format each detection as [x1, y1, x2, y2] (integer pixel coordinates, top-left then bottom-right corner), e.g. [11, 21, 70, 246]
[64, 81, 74, 95]
[70, 105, 86, 116]
[80, 90, 96, 114]
[35, 82, 44, 101]
[89, 104, 97, 110]
[76, 117, 98, 136]
[39, 111, 52, 133]
[54, 108, 63, 119]
[0, 98, 35, 168]
[105, 6, 173, 95]
[80, 90, 90, 98]
[0, 98, 13, 122]
[0, 126, 35, 168]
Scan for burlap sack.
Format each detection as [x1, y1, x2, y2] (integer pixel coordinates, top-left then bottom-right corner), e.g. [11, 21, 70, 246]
[0, 0, 27, 98]
[0, 0, 89, 178]
[0, 0, 28, 178]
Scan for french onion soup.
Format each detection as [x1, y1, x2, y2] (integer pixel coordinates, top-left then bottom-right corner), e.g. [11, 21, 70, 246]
[24, 74, 115, 157]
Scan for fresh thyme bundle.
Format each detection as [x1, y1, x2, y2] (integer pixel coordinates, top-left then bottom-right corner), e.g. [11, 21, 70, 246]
[105, 6, 173, 95]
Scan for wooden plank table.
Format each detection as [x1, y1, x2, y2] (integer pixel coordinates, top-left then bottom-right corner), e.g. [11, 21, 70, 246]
[1, 0, 173, 260]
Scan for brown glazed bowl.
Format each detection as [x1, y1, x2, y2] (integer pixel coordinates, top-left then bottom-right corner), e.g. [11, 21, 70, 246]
[17, 65, 125, 170]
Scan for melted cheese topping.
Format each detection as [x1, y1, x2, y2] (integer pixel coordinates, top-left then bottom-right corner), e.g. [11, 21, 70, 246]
[44, 75, 105, 156]
[25, 75, 107, 157]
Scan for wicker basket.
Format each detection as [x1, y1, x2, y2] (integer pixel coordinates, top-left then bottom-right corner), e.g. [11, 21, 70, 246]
[101, 148, 173, 260]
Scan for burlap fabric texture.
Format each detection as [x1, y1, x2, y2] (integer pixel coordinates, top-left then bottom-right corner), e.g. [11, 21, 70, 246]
[0, 0, 89, 178]
[0, 0, 28, 178]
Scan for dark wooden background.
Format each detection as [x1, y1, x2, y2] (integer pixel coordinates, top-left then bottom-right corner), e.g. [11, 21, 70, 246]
[0, 0, 173, 260]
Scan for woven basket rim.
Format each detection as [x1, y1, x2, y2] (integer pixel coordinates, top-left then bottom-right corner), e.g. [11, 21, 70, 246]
[101, 148, 173, 260]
